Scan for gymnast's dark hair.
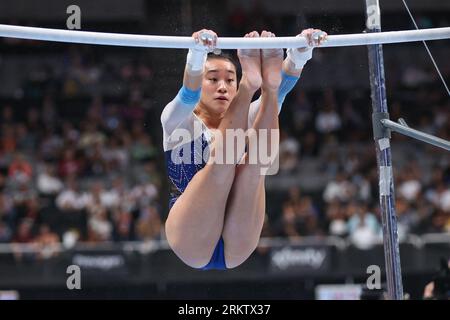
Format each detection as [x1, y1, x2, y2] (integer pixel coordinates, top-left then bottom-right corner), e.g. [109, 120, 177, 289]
[207, 51, 240, 78]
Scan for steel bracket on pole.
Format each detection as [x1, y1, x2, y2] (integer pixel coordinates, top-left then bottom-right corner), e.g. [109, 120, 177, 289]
[381, 118, 450, 151]
[372, 112, 391, 139]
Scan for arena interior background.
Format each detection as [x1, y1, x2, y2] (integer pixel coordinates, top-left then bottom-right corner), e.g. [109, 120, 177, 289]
[0, 0, 448, 299]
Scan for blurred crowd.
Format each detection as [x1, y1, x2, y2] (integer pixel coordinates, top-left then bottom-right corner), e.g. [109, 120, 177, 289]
[268, 67, 450, 249]
[0, 48, 164, 254]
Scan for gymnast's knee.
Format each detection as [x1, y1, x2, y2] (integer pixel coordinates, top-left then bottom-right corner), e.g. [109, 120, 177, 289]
[167, 240, 214, 269]
[179, 254, 213, 269]
[224, 244, 257, 269]
[165, 226, 215, 268]
[224, 254, 250, 269]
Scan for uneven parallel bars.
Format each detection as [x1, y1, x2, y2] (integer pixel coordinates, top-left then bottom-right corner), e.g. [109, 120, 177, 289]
[0, 24, 448, 49]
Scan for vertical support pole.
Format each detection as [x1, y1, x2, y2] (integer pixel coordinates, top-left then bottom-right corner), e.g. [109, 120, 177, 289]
[364, 0, 404, 299]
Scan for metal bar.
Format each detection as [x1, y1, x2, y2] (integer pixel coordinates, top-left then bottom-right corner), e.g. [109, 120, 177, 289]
[382, 119, 450, 151]
[0, 24, 449, 49]
[365, 0, 404, 300]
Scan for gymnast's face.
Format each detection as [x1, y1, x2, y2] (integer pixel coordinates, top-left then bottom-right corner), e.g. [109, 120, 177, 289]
[200, 58, 238, 115]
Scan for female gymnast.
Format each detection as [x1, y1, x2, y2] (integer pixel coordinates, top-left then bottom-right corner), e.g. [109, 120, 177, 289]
[160, 28, 327, 270]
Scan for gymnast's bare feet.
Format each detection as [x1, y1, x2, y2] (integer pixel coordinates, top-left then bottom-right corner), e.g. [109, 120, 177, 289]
[237, 31, 262, 93]
[260, 30, 283, 93]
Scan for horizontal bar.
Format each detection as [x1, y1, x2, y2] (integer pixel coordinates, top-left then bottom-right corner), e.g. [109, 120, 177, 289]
[0, 24, 449, 49]
[381, 119, 450, 151]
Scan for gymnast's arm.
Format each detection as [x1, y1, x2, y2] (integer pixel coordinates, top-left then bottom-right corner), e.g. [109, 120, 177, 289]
[283, 28, 327, 77]
[160, 29, 217, 139]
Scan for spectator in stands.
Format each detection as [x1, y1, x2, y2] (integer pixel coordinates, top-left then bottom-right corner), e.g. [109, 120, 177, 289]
[426, 179, 450, 213]
[0, 192, 14, 244]
[315, 103, 342, 134]
[286, 186, 301, 204]
[40, 128, 64, 162]
[12, 218, 34, 243]
[10, 218, 38, 262]
[278, 189, 320, 238]
[402, 65, 432, 87]
[280, 201, 300, 239]
[323, 172, 356, 203]
[36, 163, 64, 197]
[0, 193, 15, 228]
[291, 91, 313, 133]
[294, 196, 321, 236]
[100, 177, 124, 210]
[87, 207, 112, 242]
[112, 208, 135, 241]
[34, 224, 60, 260]
[129, 181, 159, 210]
[58, 147, 82, 178]
[412, 197, 435, 234]
[103, 105, 122, 131]
[84, 141, 107, 177]
[122, 90, 146, 122]
[0, 221, 12, 243]
[10, 182, 37, 209]
[78, 122, 106, 151]
[398, 163, 422, 202]
[347, 200, 381, 249]
[299, 131, 319, 157]
[61, 121, 80, 145]
[19, 197, 41, 222]
[135, 205, 162, 241]
[315, 89, 341, 135]
[396, 197, 418, 240]
[428, 209, 450, 233]
[326, 200, 348, 237]
[102, 136, 129, 172]
[85, 181, 108, 214]
[130, 134, 158, 163]
[341, 99, 364, 138]
[55, 177, 89, 211]
[352, 173, 372, 203]
[8, 153, 33, 185]
[279, 130, 300, 174]
[133, 160, 162, 188]
[1, 125, 17, 156]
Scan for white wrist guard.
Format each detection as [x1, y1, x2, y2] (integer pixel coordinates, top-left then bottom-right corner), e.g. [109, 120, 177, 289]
[286, 46, 313, 71]
[186, 47, 208, 75]
[186, 32, 215, 75]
